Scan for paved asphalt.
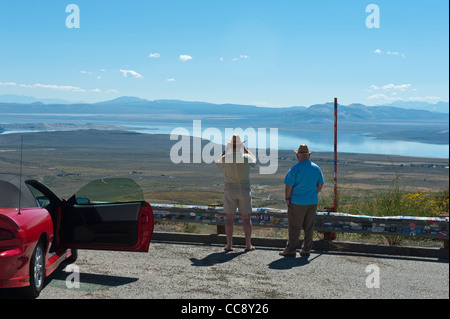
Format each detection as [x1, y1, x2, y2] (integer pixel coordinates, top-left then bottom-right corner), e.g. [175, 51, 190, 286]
[31, 239, 448, 300]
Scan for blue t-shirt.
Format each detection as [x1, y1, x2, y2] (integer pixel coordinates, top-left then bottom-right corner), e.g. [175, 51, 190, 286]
[284, 160, 324, 205]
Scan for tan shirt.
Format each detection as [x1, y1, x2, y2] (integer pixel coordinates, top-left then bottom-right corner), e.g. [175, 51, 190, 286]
[217, 152, 256, 189]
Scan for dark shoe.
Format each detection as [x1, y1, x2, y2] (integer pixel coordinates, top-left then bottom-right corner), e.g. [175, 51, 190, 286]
[299, 250, 310, 257]
[279, 250, 296, 257]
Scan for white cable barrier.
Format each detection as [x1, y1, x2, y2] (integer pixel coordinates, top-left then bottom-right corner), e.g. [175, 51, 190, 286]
[151, 203, 449, 240]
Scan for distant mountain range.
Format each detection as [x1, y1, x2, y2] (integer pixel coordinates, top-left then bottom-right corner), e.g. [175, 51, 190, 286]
[0, 95, 448, 144]
[0, 94, 448, 113]
[388, 100, 449, 113]
[0, 94, 86, 105]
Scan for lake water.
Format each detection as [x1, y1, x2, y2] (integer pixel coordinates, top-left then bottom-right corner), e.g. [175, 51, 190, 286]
[131, 124, 450, 158]
[0, 114, 448, 158]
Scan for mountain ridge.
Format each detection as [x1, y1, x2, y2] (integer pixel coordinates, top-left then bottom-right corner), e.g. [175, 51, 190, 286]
[0, 94, 448, 113]
[0, 96, 448, 144]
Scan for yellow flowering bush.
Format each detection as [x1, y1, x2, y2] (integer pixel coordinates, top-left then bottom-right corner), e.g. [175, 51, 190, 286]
[401, 190, 449, 217]
[341, 187, 449, 218]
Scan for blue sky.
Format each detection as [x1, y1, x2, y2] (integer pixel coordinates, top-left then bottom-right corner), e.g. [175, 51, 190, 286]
[0, 0, 448, 107]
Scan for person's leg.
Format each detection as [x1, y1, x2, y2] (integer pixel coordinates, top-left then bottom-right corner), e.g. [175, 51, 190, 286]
[223, 188, 238, 251]
[237, 188, 254, 251]
[300, 204, 318, 255]
[282, 204, 306, 255]
[225, 213, 235, 251]
[241, 214, 254, 250]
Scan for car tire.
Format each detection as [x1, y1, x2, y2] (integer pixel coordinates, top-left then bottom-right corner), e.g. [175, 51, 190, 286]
[66, 249, 78, 263]
[24, 240, 46, 298]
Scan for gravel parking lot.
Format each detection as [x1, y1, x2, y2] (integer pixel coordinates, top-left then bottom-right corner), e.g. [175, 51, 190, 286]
[30, 239, 448, 300]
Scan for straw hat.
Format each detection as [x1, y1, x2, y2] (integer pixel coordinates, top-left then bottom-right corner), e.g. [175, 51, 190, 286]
[226, 134, 246, 145]
[294, 144, 314, 154]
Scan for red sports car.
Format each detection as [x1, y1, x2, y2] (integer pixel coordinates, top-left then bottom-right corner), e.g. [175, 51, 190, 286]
[0, 174, 154, 298]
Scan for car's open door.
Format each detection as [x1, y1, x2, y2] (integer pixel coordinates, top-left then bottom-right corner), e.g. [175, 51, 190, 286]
[60, 178, 153, 252]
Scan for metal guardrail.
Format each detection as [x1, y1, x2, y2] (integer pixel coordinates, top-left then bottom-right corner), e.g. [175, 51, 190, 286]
[151, 203, 449, 240]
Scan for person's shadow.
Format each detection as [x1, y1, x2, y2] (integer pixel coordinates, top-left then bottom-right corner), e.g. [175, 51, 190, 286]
[190, 250, 246, 267]
[268, 254, 321, 270]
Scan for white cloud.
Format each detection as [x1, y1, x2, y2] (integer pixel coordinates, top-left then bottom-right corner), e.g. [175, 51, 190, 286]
[408, 96, 441, 102]
[386, 51, 406, 58]
[367, 94, 442, 103]
[149, 52, 160, 58]
[370, 83, 411, 91]
[232, 55, 250, 61]
[165, 78, 175, 82]
[373, 49, 406, 58]
[20, 83, 88, 92]
[367, 93, 403, 102]
[19, 82, 117, 94]
[119, 69, 144, 78]
[179, 54, 193, 62]
[0, 82, 16, 86]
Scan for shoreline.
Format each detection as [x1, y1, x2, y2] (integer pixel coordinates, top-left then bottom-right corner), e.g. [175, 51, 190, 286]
[0, 127, 448, 160]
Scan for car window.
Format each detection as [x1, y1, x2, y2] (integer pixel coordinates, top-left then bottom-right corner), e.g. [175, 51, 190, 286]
[75, 178, 144, 204]
[27, 184, 51, 209]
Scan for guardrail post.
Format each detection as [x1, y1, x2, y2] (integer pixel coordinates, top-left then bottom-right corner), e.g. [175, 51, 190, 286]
[322, 206, 337, 240]
[441, 214, 449, 248]
[208, 204, 226, 234]
[217, 225, 226, 234]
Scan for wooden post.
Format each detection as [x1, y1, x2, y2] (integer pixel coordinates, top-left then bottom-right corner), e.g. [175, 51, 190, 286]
[209, 204, 226, 234]
[217, 225, 226, 234]
[440, 213, 449, 249]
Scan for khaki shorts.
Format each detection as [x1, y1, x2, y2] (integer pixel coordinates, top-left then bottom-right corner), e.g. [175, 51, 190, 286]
[223, 187, 252, 215]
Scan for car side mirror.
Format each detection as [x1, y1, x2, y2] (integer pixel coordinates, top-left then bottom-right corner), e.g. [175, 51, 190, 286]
[76, 197, 90, 205]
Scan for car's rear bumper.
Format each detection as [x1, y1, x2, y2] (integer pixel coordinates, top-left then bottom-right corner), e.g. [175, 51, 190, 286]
[0, 243, 35, 288]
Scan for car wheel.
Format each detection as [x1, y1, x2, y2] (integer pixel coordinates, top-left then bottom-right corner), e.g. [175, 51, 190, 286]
[24, 240, 46, 298]
[66, 249, 78, 263]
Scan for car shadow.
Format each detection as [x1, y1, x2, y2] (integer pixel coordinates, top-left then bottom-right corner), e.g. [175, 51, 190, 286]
[0, 267, 139, 299]
[46, 267, 139, 288]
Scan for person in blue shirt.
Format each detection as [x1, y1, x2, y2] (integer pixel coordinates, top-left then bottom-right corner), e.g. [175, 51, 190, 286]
[280, 144, 324, 257]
